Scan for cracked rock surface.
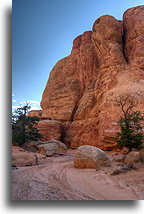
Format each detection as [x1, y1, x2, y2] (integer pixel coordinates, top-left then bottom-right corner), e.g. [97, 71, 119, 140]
[39, 6, 144, 150]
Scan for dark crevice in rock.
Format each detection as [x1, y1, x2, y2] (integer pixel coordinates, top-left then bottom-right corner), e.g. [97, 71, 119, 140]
[69, 102, 79, 122]
[122, 23, 128, 63]
[61, 125, 70, 148]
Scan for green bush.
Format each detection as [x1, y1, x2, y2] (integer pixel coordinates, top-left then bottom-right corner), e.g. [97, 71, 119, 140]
[116, 121, 143, 151]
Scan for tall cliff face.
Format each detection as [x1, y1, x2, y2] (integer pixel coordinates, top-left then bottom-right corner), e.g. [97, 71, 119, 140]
[41, 31, 98, 121]
[40, 6, 144, 150]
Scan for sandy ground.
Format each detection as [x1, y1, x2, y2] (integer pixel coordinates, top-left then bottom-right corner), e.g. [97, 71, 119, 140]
[12, 150, 144, 200]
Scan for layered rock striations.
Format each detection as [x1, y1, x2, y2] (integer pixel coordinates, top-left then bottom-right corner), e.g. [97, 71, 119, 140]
[41, 31, 98, 122]
[40, 6, 144, 150]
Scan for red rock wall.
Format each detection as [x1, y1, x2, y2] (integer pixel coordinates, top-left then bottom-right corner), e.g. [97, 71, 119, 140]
[40, 6, 144, 150]
[41, 31, 98, 121]
[28, 110, 42, 117]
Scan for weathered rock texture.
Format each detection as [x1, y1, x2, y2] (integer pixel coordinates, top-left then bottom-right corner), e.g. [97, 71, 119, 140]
[37, 140, 67, 156]
[124, 151, 141, 164]
[28, 110, 42, 117]
[40, 6, 144, 150]
[12, 146, 46, 167]
[41, 31, 97, 122]
[74, 145, 111, 168]
[36, 119, 63, 142]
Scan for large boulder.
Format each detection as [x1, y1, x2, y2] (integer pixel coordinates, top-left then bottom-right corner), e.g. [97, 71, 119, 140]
[12, 146, 46, 167]
[74, 145, 111, 168]
[124, 151, 141, 164]
[37, 140, 67, 156]
[23, 141, 47, 152]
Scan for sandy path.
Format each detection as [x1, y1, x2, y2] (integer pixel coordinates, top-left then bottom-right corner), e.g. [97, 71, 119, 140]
[12, 151, 144, 200]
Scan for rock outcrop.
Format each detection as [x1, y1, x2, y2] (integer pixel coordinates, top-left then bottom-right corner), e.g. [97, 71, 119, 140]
[40, 6, 144, 150]
[74, 145, 111, 168]
[12, 146, 46, 167]
[36, 119, 63, 142]
[28, 110, 42, 117]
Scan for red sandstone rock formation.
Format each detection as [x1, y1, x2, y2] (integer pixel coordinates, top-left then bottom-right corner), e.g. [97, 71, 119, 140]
[40, 6, 144, 150]
[36, 120, 63, 142]
[41, 31, 97, 121]
[28, 110, 42, 117]
[12, 146, 46, 167]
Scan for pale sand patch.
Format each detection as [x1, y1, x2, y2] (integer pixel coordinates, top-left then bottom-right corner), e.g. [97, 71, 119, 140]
[12, 150, 144, 200]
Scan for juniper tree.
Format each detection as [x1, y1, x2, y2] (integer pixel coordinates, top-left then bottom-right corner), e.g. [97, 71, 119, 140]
[12, 103, 42, 146]
[115, 93, 144, 152]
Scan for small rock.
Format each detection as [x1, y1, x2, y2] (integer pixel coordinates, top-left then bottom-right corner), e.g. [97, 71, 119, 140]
[124, 151, 141, 164]
[111, 164, 134, 175]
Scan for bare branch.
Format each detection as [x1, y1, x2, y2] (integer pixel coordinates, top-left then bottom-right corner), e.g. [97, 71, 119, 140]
[115, 92, 138, 117]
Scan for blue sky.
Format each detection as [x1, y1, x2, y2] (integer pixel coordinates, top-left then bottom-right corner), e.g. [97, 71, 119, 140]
[12, 0, 144, 111]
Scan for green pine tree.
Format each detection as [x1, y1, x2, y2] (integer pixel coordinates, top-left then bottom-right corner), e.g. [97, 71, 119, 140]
[12, 103, 42, 146]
